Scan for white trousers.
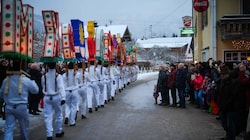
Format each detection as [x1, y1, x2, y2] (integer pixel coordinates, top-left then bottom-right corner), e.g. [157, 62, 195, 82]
[87, 87, 94, 109]
[65, 90, 78, 125]
[98, 82, 105, 105]
[111, 79, 116, 97]
[44, 94, 63, 137]
[78, 86, 87, 116]
[89, 83, 100, 107]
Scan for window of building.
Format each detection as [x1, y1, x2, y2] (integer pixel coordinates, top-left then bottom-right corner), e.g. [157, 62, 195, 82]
[243, 0, 250, 14]
[224, 51, 250, 62]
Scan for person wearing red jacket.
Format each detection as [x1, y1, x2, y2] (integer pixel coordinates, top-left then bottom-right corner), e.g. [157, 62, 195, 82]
[167, 63, 177, 107]
[190, 70, 204, 108]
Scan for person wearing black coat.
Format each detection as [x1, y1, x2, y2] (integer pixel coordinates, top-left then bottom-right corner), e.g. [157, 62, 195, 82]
[175, 63, 187, 108]
[28, 63, 43, 115]
[216, 65, 247, 140]
[157, 66, 169, 106]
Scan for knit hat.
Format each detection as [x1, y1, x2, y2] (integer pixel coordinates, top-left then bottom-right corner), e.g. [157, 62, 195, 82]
[220, 65, 230, 75]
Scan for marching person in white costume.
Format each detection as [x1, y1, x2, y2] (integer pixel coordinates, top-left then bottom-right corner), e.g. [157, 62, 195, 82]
[115, 64, 120, 92]
[41, 62, 66, 139]
[96, 60, 105, 107]
[110, 62, 119, 100]
[117, 64, 124, 92]
[122, 64, 127, 89]
[87, 61, 100, 112]
[102, 62, 111, 102]
[77, 62, 87, 119]
[63, 62, 81, 126]
[0, 60, 39, 140]
[83, 63, 95, 113]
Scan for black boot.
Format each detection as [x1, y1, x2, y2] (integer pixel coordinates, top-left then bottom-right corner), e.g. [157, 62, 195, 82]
[88, 108, 92, 113]
[64, 118, 68, 125]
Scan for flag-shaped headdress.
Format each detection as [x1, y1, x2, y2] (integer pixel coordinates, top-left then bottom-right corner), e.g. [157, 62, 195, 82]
[71, 19, 86, 61]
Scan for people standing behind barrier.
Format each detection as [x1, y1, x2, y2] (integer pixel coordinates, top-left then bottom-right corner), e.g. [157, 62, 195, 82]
[63, 62, 80, 126]
[175, 63, 187, 108]
[156, 66, 169, 106]
[0, 60, 39, 140]
[41, 62, 66, 140]
[28, 63, 43, 115]
[190, 70, 204, 108]
[167, 63, 177, 107]
[215, 65, 247, 140]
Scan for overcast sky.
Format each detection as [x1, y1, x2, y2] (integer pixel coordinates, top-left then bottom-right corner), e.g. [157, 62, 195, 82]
[23, 0, 192, 39]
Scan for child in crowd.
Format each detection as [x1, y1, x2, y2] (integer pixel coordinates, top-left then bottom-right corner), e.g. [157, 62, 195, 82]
[202, 72, 212, 112]
[153, 84, 159, 104]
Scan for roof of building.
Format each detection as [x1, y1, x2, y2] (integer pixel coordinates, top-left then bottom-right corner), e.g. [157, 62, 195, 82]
[84, 24, 132, 41]
[135, 37, 192, 48]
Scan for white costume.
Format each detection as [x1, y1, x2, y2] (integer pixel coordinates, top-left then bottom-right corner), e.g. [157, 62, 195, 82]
[87, 64, 100, 111]
[96, 64, 105, 106]
[110, 64, 119, 100]
[77, 68, 88, 118]
[102, 66, 111, 102]
[42, 68, 66, 138]
[63, 69, 81, 126]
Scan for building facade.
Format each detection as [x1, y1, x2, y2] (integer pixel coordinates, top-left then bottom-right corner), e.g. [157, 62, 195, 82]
[193, 0, 250, 63]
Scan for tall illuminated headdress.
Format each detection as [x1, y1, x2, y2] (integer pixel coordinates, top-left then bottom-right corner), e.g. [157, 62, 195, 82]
[61, 23, 76, 62]
[87, 21, 96, 62]
[40, 10, 62, 63]
[0, 0, 34, 64]
[71, 19, 86, 61]
[95, 28, 104, 61]
[0, 0, 34, 94]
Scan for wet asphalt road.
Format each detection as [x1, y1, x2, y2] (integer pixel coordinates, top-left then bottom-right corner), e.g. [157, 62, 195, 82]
[9, 72, 226, 140]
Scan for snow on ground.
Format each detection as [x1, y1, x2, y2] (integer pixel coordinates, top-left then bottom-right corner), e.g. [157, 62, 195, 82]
[137, 71, 158, 80]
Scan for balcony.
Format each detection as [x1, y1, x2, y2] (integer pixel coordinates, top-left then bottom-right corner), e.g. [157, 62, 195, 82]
[219, 15, 250, 40]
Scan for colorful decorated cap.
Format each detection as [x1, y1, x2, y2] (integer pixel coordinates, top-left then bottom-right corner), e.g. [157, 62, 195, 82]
[40, 10, 63, 63]
[0, 0, 34, 62]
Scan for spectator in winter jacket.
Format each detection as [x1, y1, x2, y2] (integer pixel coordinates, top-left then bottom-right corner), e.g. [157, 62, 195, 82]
[175, 63, 187, 108]
[157, 66, 169, 106]
[237, 63, 250, 138]
[28, 63, 43, 115]
[167, 63, 177, 107]
[190, 70, 204, 108]
[216, 65, 247, 139]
